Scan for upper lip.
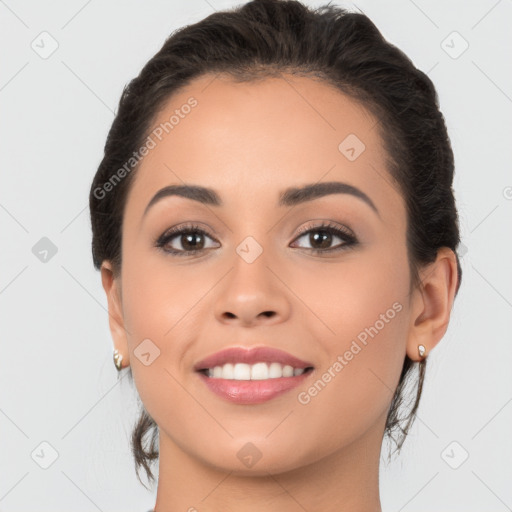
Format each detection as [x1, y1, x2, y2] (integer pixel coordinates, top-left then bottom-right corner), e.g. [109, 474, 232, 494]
[194, 346, 314, 371]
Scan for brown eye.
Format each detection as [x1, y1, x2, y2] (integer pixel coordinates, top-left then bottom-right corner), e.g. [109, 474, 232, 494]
[308, 229, 334, 250]
[176, 231, 205, 251]
[291, 222, 357, 254]
[156, 224, 219, 256]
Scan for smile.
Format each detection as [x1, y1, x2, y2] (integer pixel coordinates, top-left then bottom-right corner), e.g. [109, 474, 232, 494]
[199, 362, 314, 380]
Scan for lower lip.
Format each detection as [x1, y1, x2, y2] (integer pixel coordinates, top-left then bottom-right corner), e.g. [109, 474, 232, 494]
[197, 369, 313, 404]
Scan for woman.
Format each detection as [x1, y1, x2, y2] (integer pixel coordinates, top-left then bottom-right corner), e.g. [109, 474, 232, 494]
[89, 0, 462, 510]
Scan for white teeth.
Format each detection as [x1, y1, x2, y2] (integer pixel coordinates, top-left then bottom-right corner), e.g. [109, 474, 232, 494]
[251, 362, 269, 380]
[204, 362, 309, 380]
[233, 363, 251, 380]
[268, 362, 282, 378]
[282, 364, 294, 377]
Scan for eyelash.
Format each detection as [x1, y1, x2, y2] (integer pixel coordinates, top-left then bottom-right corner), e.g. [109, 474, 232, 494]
[154, 221, 358, 257]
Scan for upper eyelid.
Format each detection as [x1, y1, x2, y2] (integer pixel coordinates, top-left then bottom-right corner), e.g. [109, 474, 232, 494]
[157, 222, 214, 238]
[295, 222, 355, 238]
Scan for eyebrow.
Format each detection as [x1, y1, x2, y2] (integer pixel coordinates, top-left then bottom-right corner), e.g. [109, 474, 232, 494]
[143, 181, 380, 217]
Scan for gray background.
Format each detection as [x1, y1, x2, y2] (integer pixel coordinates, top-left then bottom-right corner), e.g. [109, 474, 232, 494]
[1, 0, 511, 511]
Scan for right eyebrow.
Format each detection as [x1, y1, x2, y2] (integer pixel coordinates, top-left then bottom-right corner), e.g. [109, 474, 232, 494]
[143, 185, 222, 217]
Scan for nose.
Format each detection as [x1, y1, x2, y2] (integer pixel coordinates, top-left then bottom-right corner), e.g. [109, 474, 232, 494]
[213, 250, 291, 327]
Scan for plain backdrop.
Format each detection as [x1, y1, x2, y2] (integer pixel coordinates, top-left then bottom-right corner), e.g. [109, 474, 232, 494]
[1, 0, 511, 511]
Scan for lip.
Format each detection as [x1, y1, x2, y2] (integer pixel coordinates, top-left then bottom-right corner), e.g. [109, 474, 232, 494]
[193, 346, 314, 371]
[197, 369, 314, 404]
[194, 345, 315, 405]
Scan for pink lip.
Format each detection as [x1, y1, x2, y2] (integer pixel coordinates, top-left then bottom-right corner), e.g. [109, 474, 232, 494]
[193, 346, 313, 371]
[197, 370, 313, 404]
[194, 346, 315, 405]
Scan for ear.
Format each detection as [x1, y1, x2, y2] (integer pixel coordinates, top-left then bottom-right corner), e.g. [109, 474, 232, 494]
[101, 261, 130, 368]
[406, 247, 459, 361]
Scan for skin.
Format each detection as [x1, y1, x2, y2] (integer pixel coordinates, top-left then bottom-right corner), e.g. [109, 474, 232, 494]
[101, 73, 458, 512]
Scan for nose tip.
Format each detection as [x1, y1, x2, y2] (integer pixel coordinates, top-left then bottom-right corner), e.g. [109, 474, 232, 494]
[214, 256, 291, 326]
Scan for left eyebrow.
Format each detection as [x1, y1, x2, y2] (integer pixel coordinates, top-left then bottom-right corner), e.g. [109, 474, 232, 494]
[143, 180, 380, 218]
[278, 181, 380, 218]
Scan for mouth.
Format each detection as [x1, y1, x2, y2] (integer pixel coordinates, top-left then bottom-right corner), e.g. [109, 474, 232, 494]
[194, 346, 315, 404]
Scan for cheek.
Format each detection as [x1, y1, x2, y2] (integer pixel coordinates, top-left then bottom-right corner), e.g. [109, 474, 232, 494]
[290, 244, 410, 437]
[119, 257, 199, 432]
[121, 241, 202, 339]
[119, 245, 181, 367]
[290, 238, 409, 353]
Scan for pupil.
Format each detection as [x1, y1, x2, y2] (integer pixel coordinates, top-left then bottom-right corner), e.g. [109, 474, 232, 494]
[310, 230, 331, 249]
[183, 232, 203, 250]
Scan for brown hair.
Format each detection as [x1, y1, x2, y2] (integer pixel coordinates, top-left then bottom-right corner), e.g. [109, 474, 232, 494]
[89, 0, 463, 486]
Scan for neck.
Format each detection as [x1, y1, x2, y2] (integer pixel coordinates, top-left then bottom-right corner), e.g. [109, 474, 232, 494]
[152, 416, 385, 512]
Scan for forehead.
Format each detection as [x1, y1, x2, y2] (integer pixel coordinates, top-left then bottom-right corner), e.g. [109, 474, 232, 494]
[125, 72, 403, 223]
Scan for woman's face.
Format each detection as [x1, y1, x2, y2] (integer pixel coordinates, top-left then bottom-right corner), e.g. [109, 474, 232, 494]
[106, 73, 422, 474]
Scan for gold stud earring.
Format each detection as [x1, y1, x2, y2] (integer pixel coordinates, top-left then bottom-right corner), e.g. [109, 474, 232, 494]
[418, 344, 426, 359]
[113, 349, 123, 371]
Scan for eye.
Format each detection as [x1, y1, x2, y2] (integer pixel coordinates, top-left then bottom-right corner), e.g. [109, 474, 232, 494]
[155, 223, 220, 256]
[290, 221, 357, 254]
[155, 221, 358, 257]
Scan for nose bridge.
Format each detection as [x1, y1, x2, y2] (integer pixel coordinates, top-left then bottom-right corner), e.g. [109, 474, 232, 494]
[213, 231, 290, 325]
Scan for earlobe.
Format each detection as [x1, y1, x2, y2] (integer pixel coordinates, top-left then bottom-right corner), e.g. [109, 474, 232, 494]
[100, 261, 130, 368]
[406, 247, 459, 361]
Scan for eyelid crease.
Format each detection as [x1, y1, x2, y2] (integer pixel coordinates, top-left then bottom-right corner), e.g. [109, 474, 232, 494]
[154, 220, 356, 244]
[294, 219, 355, 239]
[154, 222, 217, 246]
